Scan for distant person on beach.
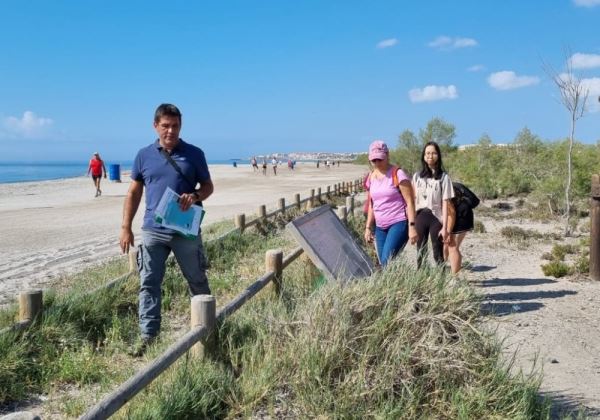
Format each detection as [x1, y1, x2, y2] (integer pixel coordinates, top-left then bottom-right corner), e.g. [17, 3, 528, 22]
[412, 141, 454, 269]
[272, 157, 278, 175]
[262, 160, 267, 175]
[364, 141, 417, 266]
[87, 152, 107, 197]
[119, 103, 214, 356]
[251, 156, 258, 171]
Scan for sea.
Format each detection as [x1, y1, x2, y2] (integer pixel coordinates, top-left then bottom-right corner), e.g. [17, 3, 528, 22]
[0, 159, 250, 184]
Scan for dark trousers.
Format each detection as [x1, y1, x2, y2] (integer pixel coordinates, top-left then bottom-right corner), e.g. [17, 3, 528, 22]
[415, 208, 444, 268]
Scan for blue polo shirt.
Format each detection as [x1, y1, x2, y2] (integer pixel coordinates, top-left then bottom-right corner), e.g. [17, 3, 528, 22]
[131, 139, 211, 233]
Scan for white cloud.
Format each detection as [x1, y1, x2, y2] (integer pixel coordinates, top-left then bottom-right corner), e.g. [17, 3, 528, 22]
[569, 53, 600, 69]
[376, 38, 398, 49]
[573, 0, 600, 7]
[408, 85, 458, 103]
[487, 71, 540, 90]
[1, 111, 54, 139]
[581, 77, 600, 112]
[428, 36, 478, 50]
[467, 64, 485, 72]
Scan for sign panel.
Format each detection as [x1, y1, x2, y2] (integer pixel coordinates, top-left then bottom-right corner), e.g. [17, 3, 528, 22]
[286, 205, 375, 282]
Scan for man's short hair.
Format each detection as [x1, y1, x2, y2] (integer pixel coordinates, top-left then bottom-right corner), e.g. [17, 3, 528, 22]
[154, 103, 182, 123]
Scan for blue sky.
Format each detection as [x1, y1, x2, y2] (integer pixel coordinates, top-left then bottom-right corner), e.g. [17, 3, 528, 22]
[1, 0, 600, 162]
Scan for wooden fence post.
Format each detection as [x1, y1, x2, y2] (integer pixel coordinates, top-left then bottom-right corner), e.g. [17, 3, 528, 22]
[234, 214, 246, 233]
[128, 247, 138, 273]
[346, 196, 354, 214]
[190, 295, 216, 358]
[337, 205, 347, 223]
[265, 249, 284, 296]
[295, 193, 301, 209]
[19, 290, 43, 323]
[327, 185, 331, 198]
[258, 204, 267, 220]
[317, 187, 321, 202]
[310, 189, 315, 207]
[278, 198, 286, 214]
[591, 174, 600, 281]
[334, 184, 338, 196]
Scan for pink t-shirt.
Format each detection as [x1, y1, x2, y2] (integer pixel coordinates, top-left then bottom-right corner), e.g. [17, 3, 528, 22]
[366, 167, 410, 229]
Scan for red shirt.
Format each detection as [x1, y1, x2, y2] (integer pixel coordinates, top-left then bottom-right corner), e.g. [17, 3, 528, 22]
[89, 159, 104, 176]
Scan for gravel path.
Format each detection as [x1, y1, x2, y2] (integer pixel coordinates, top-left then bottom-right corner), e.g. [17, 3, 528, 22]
[461, 211, 600, 418]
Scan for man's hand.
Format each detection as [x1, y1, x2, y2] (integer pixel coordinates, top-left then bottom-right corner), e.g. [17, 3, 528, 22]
[120, 227, 135, 254]
[178, 192, 197, 211]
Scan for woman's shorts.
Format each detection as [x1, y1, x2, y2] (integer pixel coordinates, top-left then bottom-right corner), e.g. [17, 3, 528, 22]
[452, 202, 474, 234]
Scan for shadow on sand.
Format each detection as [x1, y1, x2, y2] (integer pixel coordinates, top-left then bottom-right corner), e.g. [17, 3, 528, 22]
[481, 301, 544, 316]
[479, 282, 577, 316]
[485, 290, 577, 302]
[468, 264, 496, 272]
[473, 277, 557, 288]
[541, 390, 600, 419]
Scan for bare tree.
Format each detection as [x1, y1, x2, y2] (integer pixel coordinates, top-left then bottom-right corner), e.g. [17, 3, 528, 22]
[544, 51, 589, 236]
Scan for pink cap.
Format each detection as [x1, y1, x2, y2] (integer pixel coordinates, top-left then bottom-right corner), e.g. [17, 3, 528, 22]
[368, 140, 388, 160]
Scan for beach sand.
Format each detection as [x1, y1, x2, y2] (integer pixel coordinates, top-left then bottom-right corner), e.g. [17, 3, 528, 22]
[0, 162, 367, 307]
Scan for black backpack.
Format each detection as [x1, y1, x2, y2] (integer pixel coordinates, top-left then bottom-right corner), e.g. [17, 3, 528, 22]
[452, 182, 480, 209]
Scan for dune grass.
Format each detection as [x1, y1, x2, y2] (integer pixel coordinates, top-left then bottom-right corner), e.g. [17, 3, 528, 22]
[0, 196, 552, 418]
[118, 257, 550, 419]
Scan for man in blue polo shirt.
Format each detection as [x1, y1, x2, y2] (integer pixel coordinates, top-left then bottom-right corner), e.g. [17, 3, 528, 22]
[119, 103, 214, 356]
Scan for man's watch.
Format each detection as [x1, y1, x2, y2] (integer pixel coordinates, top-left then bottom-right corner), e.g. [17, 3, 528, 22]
[409, 222, 415, 226]
[192, 191, 199, 201]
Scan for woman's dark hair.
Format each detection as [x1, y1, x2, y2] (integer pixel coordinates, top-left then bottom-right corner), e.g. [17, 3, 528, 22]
[419, 141, 446, 179]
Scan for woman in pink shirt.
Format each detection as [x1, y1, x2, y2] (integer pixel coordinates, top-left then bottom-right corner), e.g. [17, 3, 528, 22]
[364, 140, 417, 266]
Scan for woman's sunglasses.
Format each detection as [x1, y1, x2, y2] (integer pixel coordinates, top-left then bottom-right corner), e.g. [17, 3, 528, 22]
[370, 159, 383, 163]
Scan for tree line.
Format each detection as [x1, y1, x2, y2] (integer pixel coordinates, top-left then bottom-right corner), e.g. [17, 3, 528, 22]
[356, 117, 600, 216]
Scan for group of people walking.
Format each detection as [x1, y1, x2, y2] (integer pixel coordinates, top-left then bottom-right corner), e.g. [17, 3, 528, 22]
[113, 105, 474, 356]
[364, 140, 476, 274]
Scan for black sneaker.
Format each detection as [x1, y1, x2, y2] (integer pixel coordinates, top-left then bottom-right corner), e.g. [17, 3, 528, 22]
[129, 336, 157, 357]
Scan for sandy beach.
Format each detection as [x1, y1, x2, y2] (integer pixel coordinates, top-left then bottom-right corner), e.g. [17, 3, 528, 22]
[0, 162, 367, 307]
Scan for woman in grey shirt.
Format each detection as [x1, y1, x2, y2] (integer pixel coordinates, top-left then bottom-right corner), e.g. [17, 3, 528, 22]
[412, 141, 454, 268]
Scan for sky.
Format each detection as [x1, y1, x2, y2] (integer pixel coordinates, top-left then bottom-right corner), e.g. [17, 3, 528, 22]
[1, 0, 600, 162]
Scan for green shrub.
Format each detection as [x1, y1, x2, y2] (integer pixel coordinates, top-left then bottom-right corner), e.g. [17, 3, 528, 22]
[500, 226, 543, 241]
[572, 255, 590, 274]
[474, 220, 486, 233]
[541, 261, 570, 278]
[551, 244, 578, 261]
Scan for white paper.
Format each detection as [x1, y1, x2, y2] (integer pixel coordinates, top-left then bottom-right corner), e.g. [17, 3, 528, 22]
[154, 187, 205, 237]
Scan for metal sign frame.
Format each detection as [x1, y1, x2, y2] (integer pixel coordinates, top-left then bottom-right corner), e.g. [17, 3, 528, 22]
[286, 205, 375, 282]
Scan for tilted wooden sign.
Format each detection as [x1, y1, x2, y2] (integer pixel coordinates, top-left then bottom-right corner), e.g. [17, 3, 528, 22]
[286, 204, 375, 282]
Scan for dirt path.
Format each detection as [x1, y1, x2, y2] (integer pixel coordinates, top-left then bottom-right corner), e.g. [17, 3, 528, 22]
[460, 211, 600, 417]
